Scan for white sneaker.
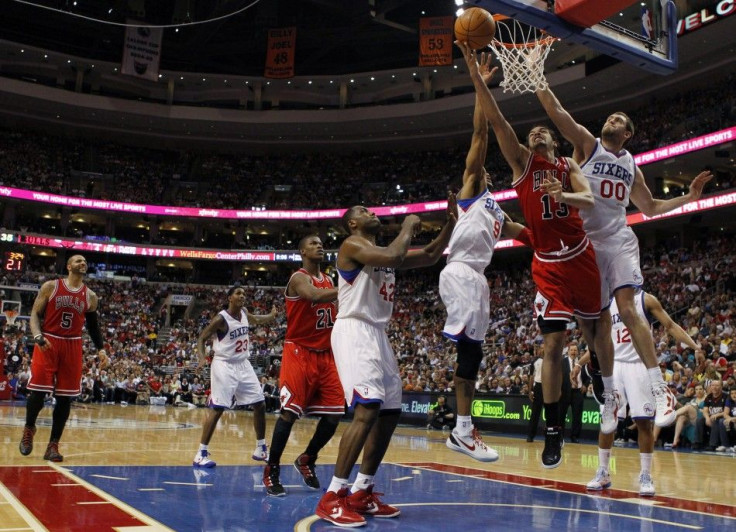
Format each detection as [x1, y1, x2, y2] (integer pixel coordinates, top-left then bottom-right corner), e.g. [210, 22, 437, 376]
[639, 472, 655, 496]
[446, 428, 499, 462]
[193, 449, 216, 468]
[715, 446, 727, 452]
[652, 383, 677, 427]
[586, 467, 611, 491]
[252, 443, 269, 462]
[600, 391, 620, 435]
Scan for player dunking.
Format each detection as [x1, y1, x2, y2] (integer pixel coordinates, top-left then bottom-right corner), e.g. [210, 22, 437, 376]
[457, 41, 617, 469]
[576, 291, 697, 495]
[20, 254, 108, 462]
[192, 286, 277, 468]
[535, 81, 712, 427]
[442, 52, 533, 462]
[262, 235, 344, 496]
[315, 201, 456, 527]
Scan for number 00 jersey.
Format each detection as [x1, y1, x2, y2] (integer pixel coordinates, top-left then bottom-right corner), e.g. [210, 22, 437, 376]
[610, 291, 652, 363]
[212, 309, 250, 363]
[579, 139, 637, 242]
[43, 279, 89, 338]
[447, 189, 505, 273]
[336, 263, 394, 328]
[284, 268, 337, 350]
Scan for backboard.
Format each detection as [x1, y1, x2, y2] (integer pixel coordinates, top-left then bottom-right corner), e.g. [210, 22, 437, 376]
[470, 0, 678, 74]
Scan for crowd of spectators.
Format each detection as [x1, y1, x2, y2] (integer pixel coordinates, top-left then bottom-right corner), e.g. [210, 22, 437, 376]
[1, 73, 733, 215]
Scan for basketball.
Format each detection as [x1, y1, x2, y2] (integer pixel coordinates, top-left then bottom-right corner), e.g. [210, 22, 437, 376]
[454, 7, 496, 50]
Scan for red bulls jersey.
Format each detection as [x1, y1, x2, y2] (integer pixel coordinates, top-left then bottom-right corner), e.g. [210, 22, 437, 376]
[44, 279, 89, 337]
[512, 153, 589, 261]
[284, 269, 336, 350]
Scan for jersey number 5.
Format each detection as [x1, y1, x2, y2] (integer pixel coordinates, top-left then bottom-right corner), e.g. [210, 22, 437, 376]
[60, 311, 74, 329]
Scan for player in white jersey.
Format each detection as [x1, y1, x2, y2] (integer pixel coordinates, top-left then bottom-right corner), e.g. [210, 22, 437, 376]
[440, 59, 533, 463]
[316, 202, 456, 528]
[191, 285, 277, 469]
[536, 85, 712, 428]
[574, 291, 696, 496]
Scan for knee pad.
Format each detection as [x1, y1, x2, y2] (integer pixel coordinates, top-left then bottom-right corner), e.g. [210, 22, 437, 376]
[455, 341, 483, 380]
[537, 316, 567, 335]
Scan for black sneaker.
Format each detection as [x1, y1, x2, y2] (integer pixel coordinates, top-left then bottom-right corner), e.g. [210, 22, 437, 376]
[542, 427, 564, 469]
[19, 425, 36, 456]
[263, 464, 286, 497]
[43, 441, 64, 462]
[293, 453, 320, 489]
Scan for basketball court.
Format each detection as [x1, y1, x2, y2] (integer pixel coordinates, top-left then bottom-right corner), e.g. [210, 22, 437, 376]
[0, 403, 733, 531]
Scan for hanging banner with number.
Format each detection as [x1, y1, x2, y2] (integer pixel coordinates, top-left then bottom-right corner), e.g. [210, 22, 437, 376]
[418, 16, 453, 66]
[265, 26, 296, 79]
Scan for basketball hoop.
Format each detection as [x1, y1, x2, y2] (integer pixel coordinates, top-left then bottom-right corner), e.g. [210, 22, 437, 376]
[3, 309, 18, 331]
[489, 16, 558, 95]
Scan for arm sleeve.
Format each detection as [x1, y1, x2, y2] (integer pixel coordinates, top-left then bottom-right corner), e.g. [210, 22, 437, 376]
[515, 227, 534, 248]
[85, 311, 105, 350]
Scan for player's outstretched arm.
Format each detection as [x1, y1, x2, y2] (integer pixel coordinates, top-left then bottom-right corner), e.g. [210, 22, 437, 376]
[401, 192, 457, 269]
[459, 95, 490, 200]
[456, 41, 529, 177]
[339, 215, 421, 271]
[535, 85, 596, 163]
[630, 168, 713, 216]
[644, 293, 698, 350]
[500, 210, 533, 248]
[247, 305, 279, 325]
[290, 273, 337, 303]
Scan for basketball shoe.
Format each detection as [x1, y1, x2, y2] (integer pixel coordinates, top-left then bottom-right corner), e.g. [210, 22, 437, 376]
[263, 464, 285, 497]
[347, 485, 400, 518]
[638, 472, 655, 496]
[652, 383, 677, 427]
[542, 426, 563, 468]
[315, 488, 365, 528]
[252, 443, 269, 462]
[446, 427, 499, 462]
[586, 467, 612, 490]
[293, 453, 320, 489]
[193, 449, 216, 468]
[19, 425, 36, 456]
[43, 441, 63, 462]
[600, 391, 620, 435]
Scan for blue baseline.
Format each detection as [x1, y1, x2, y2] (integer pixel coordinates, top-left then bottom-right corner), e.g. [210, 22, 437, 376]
[74, 464, 732, 531]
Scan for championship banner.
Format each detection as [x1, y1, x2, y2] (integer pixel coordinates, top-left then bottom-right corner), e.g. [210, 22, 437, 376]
[121, 22, 163, 81]
[419, 16, 453, 66]
[265, 27, 296, 79]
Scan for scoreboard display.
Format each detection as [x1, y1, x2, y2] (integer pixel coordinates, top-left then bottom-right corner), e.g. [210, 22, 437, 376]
[3, 251, 25, 271]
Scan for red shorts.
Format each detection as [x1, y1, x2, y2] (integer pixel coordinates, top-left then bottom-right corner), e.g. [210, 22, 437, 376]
[279, 341, 345, 417]
[531, 242, 601, 322]
[27, 336, 83, 397]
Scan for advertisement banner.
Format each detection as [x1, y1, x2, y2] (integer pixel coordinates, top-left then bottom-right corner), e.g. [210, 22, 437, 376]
[121, 23, 163, 82]
[169, 295, 194, 306]
[265, 27, 296, 79]
[419, 16, 453, 66]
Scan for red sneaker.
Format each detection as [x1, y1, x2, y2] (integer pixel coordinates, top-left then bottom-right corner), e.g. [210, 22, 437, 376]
[43, 442, 64, 462]
[348, 485, 401, 518]
[316, 488, 365, 528]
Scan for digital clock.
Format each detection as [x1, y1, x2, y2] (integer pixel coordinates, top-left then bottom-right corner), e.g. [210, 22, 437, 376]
[3, 251, 25, 271]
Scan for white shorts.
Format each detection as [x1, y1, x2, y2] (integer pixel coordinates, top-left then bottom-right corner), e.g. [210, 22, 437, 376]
[208, 357, 264, 409]
[439, 261, 490, 343]
[603, 361, 655, 420]
[592, 228, 642, 310]
[331, 318, 402, 410]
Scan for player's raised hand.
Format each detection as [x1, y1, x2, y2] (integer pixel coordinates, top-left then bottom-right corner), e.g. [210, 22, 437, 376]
[540, 171, 564, 203]
[686, 170, 713, 200]
[478, 51, 498, 85]
[402, 214, 422, 234]
[455, 40, 479, 75]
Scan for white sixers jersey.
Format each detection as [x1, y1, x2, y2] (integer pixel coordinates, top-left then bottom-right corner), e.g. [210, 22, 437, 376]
[610, 292, 651, 363]
[212, 309, 251, 363]
[579, 139, 637, 242]
[336, 263, 395, 328]
[447, 189, 504, 273]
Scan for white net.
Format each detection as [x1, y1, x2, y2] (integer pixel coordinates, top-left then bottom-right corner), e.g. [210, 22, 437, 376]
[3, 309, 17, 326]
[489, 18, 557, 94]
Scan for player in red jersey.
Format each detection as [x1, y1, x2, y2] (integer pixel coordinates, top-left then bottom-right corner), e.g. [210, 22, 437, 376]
[457, 41, 617, 469]
[20, 255, 108, 461]
[262, 235, 344, 496]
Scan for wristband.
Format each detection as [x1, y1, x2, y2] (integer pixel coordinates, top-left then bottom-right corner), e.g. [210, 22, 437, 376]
[34, 334, 47, 345]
